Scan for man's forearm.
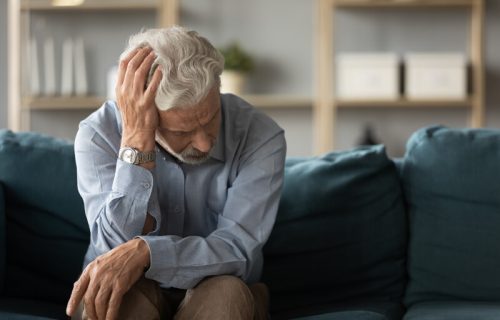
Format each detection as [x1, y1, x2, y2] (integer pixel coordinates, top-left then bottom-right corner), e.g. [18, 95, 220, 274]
[121, 130, 157, 233]
[75, 121, 161, 259]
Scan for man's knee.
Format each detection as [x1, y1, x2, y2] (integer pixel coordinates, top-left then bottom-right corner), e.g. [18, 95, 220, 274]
[198, 275, 254, 302]
[117, 278, 168, 319]
[177, 275, 255, 320]
[205, 275, 248, 290]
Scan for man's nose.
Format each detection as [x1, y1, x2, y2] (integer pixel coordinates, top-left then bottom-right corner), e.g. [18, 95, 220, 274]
[191, 129, 212, 153]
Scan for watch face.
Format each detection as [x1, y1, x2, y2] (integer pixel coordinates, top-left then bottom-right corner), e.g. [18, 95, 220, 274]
[122, 148, 137, 163]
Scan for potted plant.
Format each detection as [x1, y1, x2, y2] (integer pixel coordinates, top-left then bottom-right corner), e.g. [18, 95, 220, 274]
[219, 42, 254, 94]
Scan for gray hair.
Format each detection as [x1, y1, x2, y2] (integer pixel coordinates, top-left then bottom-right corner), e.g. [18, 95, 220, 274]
[120, 26, 224, 110]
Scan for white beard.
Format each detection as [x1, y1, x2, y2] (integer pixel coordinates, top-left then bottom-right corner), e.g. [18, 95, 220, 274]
[155, 131, 212, 165]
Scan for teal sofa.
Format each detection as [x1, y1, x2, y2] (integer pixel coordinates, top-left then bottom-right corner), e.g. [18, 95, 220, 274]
[1, 126, 500, 319]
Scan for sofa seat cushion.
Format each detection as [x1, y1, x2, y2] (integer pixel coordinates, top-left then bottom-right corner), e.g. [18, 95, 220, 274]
[0, 298, 65, 319]
[402, 126, 500, 306]
[263, 145, 407, 314]
[293, 310, 389, 320]
[403, 301, 500, 320]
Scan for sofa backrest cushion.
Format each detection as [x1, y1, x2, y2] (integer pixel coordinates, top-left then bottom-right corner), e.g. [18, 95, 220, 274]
[0, 183, 5, 292]
[402, 126, 500, 306]
[262, 145, 407, 313]
[0, 130, 89, 303]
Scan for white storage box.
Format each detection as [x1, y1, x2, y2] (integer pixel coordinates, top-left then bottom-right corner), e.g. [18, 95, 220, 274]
[405, 53, 467, 100]
[336, 53, 399, 100]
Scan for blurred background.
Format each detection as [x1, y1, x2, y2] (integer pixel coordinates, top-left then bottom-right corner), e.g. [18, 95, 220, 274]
[1, 0, 499, 157]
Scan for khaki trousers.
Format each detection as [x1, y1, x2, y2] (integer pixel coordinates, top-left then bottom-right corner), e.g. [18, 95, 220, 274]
[75, 275, 269, 320]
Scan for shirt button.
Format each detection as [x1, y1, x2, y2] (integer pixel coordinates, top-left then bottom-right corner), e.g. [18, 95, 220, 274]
[174, 206, 182, 214]
[142, 182, 151, 189]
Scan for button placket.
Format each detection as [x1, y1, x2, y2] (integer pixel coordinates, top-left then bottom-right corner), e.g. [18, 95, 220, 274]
[168, 163, 185, 236]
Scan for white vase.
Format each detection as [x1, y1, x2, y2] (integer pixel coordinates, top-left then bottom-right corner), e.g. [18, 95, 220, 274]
[220, 70, 246, 95]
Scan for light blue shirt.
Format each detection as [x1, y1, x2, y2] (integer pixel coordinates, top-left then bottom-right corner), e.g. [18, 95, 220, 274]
[74, 94, 286, 289]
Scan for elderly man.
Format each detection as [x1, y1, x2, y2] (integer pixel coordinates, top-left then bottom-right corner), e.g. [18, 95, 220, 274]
[66, 26, 286, 320]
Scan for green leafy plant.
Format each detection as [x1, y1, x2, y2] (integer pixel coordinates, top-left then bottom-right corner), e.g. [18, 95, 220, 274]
[219, 43, 254, 73]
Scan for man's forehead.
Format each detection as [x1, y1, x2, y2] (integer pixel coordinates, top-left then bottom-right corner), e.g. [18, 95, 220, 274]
[160, 101, 218, 131]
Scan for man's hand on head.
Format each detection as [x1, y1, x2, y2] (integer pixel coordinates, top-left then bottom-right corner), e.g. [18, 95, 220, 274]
[66, 238, 151, 320]
[116, 46, 162, 166]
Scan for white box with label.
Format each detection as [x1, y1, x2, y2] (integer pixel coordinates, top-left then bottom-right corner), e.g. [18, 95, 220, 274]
[336, 53, 399, 100]
[405, 53, 467, 100]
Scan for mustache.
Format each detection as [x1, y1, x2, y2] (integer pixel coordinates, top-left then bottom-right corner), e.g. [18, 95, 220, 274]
[180, 146, 211, 165]
[183, 147, 208, 158]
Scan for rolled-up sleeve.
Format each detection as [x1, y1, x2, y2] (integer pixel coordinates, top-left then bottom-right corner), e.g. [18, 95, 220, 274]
[139, 132, 286, 289]
[75, 122, 161, 258]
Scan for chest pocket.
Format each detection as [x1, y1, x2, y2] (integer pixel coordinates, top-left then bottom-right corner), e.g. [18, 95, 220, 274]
[205, 174, 228, 217]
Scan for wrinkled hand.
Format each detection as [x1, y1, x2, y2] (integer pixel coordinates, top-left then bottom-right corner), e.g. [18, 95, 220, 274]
[66, 238, 150, 320]
[116, 46, 162, 147]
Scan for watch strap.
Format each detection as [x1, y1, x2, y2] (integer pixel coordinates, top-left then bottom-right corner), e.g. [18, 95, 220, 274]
[135, 150, 156, 164]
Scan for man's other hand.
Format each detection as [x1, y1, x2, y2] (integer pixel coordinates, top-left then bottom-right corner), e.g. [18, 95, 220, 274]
[66, 238, 151, 320]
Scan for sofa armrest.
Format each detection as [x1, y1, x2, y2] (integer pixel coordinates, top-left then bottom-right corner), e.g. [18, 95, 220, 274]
[0, 181, 5, 293]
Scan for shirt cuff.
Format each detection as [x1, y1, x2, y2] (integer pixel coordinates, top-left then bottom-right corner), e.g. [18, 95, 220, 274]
[112, 159, 155, 201]
[137, 234, 182, 288]
[109, 160, 159, 235]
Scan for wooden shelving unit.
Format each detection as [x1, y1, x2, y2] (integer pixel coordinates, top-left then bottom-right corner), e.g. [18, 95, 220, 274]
[10, 0, 483, 145]
[8, 0, 179, 131]
[315, 0, 485, 154]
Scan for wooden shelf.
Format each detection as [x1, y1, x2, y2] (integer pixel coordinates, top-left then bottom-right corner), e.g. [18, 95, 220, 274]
[337, 98, 473, 108]
[27, 96, 468, 110]
[21, 0, 159, 11]
[241, 94, 312, 108]
[334, 0, 475, 8]
[22, 96, 105, 110]
[22, 95, 312, 111]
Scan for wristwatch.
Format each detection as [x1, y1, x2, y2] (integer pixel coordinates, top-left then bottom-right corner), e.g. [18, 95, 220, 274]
[118, 147, 156, 165]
